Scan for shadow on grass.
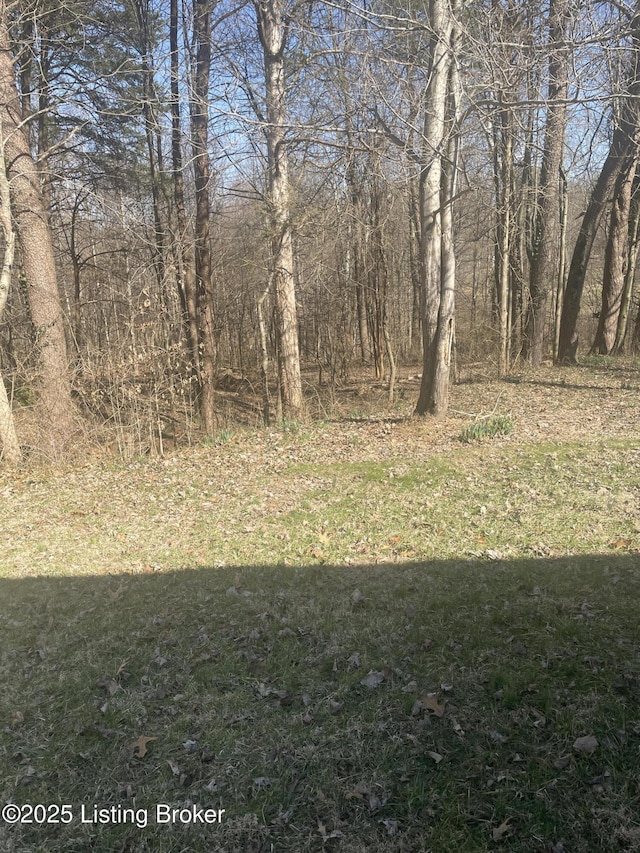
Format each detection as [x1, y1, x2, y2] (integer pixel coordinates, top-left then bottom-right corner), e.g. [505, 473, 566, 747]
[1, 554, 639, 852]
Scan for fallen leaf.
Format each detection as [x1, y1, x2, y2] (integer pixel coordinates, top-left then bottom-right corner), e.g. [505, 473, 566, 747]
[350, 589, 364, 606]
[573, 734, 598, 755]
[129, 735, 156, 758]
[427, 751, 443, 764]
[491, 819, 512, 841]
[420, 693, 446, 717]
[380, 818, 399, 836]
[490, 730, 508, 743]
[361, 670, 385, 688]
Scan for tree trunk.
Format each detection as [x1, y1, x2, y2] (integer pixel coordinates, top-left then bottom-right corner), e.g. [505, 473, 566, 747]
[0, 2, 74, 447]
[525, 0, 569, 366]
[415, 0, 453, 415]
[421, 4, 459, 417]
[593, 157, 637, 354]
[612, 174, 640, 353]
[170, 0, 200, 376]
[558, 4, 640, 362]
[255, 0, 304, 422]
[0, 116, 20, 464]
[191, 0, 216, 435]
[494, 103, 513, 377]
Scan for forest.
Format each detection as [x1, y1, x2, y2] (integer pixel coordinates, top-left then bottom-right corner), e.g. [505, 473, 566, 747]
[1, 0, 640, 461]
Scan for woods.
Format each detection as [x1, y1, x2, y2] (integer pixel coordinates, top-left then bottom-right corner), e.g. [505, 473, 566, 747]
[1, 0, 640, 458]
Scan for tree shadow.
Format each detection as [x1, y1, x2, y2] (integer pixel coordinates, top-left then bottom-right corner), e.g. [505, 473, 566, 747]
[1, 554, 639, 852]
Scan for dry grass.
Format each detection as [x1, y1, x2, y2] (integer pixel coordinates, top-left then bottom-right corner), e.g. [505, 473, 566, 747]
[1, 358, 640, 852]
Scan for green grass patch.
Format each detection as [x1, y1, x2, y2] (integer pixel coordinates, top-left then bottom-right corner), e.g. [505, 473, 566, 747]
[460, 413, 513, 443]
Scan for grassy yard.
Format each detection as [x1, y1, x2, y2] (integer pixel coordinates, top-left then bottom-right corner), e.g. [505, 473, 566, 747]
[1, 362, 639, 851]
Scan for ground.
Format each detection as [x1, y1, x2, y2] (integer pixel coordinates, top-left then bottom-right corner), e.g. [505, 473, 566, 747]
[0, 358, 639, 852]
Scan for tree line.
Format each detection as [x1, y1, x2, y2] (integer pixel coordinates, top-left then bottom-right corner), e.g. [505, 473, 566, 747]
[0, 0, 639, 462]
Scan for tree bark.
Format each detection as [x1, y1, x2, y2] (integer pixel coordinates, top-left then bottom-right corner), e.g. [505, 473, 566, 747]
[525, 0, 569, 366]
[170, 0, 200, 376]
[415, 0, 453, 415]
[593, 156, 637, 354]
[191, 0, 216, 435]
[612, 174, 640, 353]
[558, 3, 640, 362]
[0, 2, 74, 447]
[0, 115, 20, 464]
[421, 2, 459, 417]
[255, 0, 304, 422]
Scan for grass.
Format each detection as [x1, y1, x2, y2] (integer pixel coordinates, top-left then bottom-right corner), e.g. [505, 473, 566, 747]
[1, 362, 640, 851]
[459, 413, 513, 443]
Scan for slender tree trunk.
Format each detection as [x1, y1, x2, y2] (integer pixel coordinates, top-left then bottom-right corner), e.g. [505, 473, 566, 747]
[421, 2, 459, 417]
[593, 157, 637, 354]
[255, 0, 304, 422]
[170, 0, 200, 376]
[0, 3, 74, 446]
[415, 0, 453, 415]
[0, 116, 20, 464]
[191, 0, 216, 434]
[525, 0, 569, 366]
[558, 3, 640, 362]
[495, 104, 513, 376]
[612, 175, 640, 353]
[553, 167, 568, 360]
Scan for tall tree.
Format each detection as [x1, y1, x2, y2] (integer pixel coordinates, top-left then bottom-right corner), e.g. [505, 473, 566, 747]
[254, 0, 305, 422]
[415, 0, 456, 415]
[0, 0, 74, 449]
[558, 0, 640, 363]
[524, 0, 570, 365]
[191, 0, 217, 434]
[170, 0, 200, 374]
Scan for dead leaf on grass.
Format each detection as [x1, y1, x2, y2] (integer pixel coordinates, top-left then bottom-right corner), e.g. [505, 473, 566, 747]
[427, 751, 444, 764]
[420, 693, 446, 717]
[130, 735, 156, 758]
[380, 818, 399, 836]
[573, 734, 598, 755]
[361, 670, 385, 688]
[350, 589, 364, 606]
[610, 538, 632, 550]
[491, 819, 512, 841]
[317, 819, 344, 840]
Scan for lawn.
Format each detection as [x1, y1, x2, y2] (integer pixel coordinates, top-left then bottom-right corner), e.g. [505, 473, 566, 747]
[1, 361, 639, 851]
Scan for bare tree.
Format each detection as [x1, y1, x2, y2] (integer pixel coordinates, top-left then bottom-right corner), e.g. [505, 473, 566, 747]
[254, 0, 305, 422]
[525, 0, 570, 366]
[170, 0, 200, 375]
[558, 0, 640, 363]
[191, 0, 217, 434]
[0, 0, 74, 449]
[415, 0, 457, 416]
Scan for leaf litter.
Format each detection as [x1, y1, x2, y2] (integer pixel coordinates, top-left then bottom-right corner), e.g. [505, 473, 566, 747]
[1, 363, 640, 851]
